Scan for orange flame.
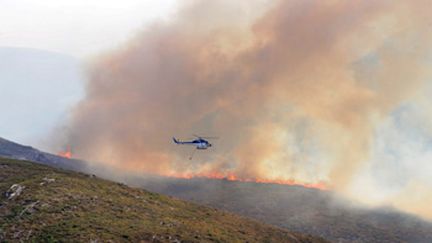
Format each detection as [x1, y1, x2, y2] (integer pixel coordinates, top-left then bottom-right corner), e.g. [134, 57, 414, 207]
[167, 171, 328, 190]
[58, 146, 72, 159]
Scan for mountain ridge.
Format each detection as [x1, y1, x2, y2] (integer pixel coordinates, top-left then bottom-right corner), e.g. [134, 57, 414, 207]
[0, 137, 86, 172]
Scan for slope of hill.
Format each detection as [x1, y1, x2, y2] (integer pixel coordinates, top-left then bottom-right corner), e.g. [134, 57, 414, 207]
[0, 157, 326, 243]
[128, 177, 432, 243]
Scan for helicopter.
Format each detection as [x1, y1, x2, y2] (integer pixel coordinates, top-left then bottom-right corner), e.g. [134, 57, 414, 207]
[172, 135, 218, 159]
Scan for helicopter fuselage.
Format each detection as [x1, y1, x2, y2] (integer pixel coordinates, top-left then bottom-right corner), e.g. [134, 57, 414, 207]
[173, 137, 212, 149]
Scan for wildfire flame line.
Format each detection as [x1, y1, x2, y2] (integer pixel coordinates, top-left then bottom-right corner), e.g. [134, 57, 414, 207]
[168, 172, 328, 190]
[55, 147, 327, 190]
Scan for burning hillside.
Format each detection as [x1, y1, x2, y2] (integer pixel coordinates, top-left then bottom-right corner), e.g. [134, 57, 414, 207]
[129, 175, 432, 243]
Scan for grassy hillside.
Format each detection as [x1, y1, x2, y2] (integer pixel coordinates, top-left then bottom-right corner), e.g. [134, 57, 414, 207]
[128, 177, 432, 243]
[0, 157, 326, 243]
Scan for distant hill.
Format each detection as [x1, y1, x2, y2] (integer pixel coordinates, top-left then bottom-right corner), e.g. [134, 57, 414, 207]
[127, 176, 432, 243]
[0, 157, 326, 242]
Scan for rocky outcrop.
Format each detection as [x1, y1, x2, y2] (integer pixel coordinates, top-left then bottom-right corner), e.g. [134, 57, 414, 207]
[5, 184, 25, 200]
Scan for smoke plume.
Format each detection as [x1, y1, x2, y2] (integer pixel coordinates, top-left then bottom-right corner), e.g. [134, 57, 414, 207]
[64, 0, 432, 218]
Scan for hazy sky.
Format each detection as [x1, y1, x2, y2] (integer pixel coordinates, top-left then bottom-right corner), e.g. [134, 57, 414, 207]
[0, 0, 178, 146]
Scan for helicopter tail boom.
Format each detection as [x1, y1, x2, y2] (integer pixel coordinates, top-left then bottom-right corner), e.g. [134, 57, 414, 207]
[173, 137, 194, 145]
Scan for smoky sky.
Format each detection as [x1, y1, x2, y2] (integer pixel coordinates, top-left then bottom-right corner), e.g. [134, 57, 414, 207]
[63, 0, 432, 219]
